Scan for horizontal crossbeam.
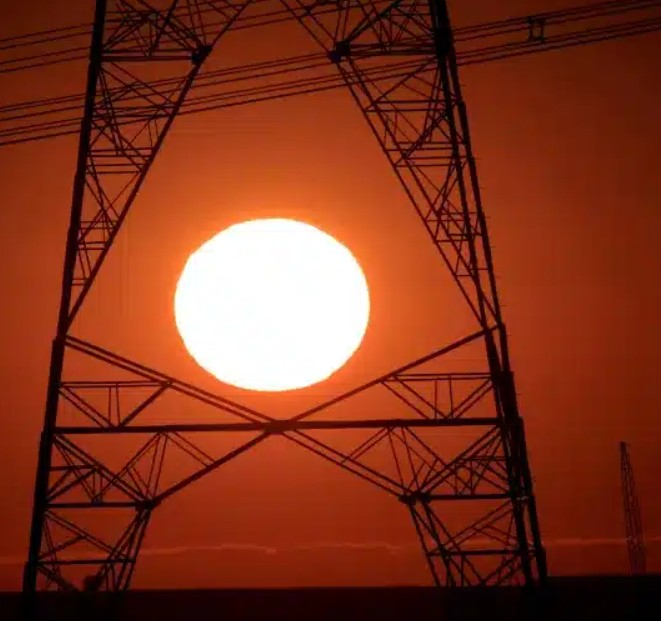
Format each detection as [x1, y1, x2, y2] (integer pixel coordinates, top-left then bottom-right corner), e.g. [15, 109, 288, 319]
[54, 417, 501, 434]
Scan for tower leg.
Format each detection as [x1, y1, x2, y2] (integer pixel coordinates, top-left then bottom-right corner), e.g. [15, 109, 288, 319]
[23, 0, 109, 596]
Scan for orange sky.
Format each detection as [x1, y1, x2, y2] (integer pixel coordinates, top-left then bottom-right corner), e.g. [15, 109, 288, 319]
[0, 0, 659, 590]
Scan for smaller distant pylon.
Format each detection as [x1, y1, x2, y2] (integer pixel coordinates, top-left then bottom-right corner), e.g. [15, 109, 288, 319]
[619, 441, 646, 575]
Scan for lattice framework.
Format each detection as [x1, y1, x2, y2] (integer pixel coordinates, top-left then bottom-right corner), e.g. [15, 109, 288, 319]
[24, 0, 548, 593]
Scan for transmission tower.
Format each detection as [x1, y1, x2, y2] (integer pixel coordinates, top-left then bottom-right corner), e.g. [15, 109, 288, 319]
[619, 442, 646, 575]
[14, 0, 657, 596]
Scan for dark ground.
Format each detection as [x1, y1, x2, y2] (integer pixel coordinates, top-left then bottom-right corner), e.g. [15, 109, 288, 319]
[1, 576, 660, 620]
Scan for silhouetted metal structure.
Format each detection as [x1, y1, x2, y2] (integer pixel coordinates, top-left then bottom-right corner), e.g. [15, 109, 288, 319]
[619, 441, 646, 575]
[17, 0, 661, 595]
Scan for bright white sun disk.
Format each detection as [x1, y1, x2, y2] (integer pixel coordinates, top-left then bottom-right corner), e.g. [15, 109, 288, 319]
[174, 218, 370, 391]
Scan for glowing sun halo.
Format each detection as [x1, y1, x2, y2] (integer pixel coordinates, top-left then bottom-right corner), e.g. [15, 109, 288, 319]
[174, 219, 370, 391]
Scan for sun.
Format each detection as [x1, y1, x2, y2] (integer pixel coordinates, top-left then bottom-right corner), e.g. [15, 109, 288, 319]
[174, 218, 370, 391]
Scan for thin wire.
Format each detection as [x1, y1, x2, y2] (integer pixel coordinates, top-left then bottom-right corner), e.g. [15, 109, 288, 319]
[0, 29, 90, 53]
[0, 0, 345, 50]
[0, 44, 88, 65]
[0, 0, 654, 75]
[1, 19, 659, 145]
[0, 50, 333, 119]
[0, 0, 660, 145]
[457, 0, 660, 37]
[0, 22, 89, 46]
[0, 0, 335, 74]
[0, 58, 421, 145]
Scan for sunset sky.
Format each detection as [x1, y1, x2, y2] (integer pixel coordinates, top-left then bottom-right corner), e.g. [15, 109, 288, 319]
[0, 0, 659, 590]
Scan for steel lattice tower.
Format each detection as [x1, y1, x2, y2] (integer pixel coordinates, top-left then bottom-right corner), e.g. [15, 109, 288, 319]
[619, 442, 646, 575]
[23, 0, 549, 594]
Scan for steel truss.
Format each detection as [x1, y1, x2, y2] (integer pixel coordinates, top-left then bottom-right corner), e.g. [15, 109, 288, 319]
[24, 0, 547, 594]
[619, 442, 646, 575]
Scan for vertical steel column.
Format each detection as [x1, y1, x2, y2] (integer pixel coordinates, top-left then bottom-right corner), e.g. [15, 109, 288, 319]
[428, 0, 547, 584]
[23, 0, 108, 595]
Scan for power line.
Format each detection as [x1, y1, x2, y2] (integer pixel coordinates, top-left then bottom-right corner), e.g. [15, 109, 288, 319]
[0, 0, 660, 146]
[0, 22, 90, 49]
[0, 0, 370, 73]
